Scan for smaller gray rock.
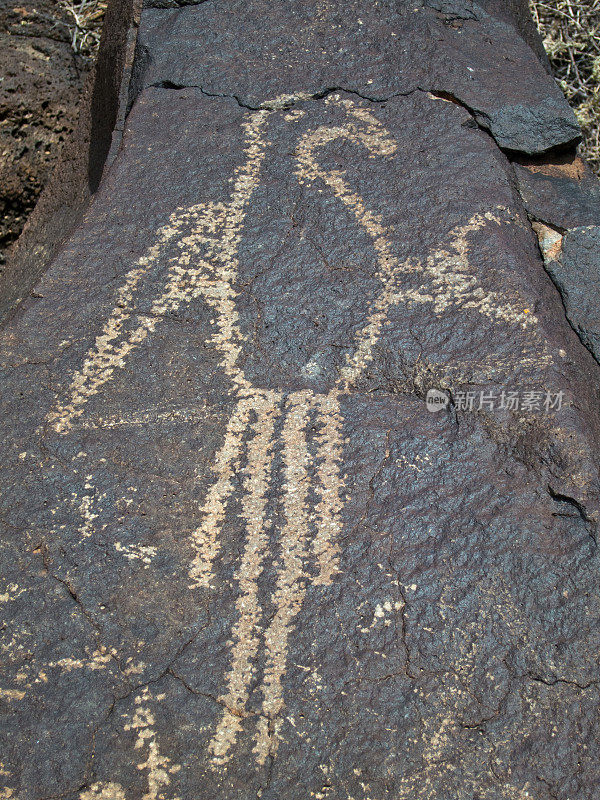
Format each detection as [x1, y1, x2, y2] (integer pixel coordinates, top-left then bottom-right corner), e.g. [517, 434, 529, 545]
[475, 97, 581, 155]
[428, 10, 582, 157]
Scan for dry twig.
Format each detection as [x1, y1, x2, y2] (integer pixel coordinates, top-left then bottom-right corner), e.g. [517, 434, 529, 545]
[58, 0, 107, 62]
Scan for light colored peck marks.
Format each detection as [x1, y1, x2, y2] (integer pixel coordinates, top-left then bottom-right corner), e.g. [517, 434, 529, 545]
[46, 93, 542, 776]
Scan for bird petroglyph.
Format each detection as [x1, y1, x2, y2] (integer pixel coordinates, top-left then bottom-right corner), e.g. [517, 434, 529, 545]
[45, 93, 541, 771]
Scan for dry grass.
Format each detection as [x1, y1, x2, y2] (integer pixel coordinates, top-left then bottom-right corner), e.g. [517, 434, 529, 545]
[530, 0, 600, 173]
[58, 0, 107, 62]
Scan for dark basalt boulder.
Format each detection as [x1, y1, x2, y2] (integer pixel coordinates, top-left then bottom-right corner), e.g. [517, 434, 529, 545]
[536, 225, 600, 364]
[1, 2, 600, 799]
[514, 155, 600, 231]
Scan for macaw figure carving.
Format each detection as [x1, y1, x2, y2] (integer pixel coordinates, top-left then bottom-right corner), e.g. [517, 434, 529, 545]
[47, 92, 532, 769]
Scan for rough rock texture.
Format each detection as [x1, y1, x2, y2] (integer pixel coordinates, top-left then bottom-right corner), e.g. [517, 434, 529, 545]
[532, 221, 600, 366]
[0, 0, 141, 320]
[135, 0, 580, 155]
[514, 155, 600, 231]
[515, 153, 600, 367]
[0, 0, 88, 273]
[542, 227, 600, 361]
[1, 2, 600, 800]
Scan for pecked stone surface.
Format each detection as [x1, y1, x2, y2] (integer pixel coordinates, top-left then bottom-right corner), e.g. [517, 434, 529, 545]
[134, 0, 580, 155]
[1, 3, 600, 800]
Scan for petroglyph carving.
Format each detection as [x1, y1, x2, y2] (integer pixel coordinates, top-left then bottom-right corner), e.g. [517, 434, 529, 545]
[78, 689, 181, 800]
[80, 783, 127, 800]
[46, 93, 541, 771]
[125, 687, 182, 800]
